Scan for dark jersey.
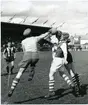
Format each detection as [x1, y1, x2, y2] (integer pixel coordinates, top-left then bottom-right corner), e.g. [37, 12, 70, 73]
[55, 41, 73, 63]
[55, 46, 64, 58]
[55, 42, 64, 58]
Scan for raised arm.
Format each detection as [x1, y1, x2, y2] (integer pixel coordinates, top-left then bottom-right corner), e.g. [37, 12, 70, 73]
[37, 32, 50, 41]
[44, 28, 58, 43]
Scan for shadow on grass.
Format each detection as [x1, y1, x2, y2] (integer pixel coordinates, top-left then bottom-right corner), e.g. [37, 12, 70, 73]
[14, 88, 71, 104]
[14, 84, 88, 104]
[14, 96, 45, 104]
[50, 84, 88, 100]
[79, 84, 88, 96]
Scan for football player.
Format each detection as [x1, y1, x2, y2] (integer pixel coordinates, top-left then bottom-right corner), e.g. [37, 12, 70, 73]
[44, 28, 73, 98]
[3, 42, 16, 74]
[61, 32, 81, 96]
[8, 28, 50, 97]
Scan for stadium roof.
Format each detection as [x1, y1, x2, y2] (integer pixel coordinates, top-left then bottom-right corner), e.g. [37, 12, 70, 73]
[1, 0, 88, 35]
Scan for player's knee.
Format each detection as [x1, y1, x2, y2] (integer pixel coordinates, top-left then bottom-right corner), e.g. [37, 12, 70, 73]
[19, 68, 25, 73]
[49, 72, 54, 80]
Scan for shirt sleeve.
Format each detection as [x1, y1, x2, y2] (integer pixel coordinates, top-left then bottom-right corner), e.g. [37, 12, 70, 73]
[60, 42, 68, 60]
[36, 32, 49, 42]
[60, 43, 67, 53]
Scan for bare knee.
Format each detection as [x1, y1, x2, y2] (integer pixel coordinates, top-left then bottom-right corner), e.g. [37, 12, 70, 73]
[49, 71, 55, 81]
[19, 68, 25, 73]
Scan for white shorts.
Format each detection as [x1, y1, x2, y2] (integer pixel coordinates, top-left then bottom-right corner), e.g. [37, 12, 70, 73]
[50, 57, 64, 73]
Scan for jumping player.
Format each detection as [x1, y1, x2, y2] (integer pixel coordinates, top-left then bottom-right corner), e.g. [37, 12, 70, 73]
[3, 42, 16, 74]
[8, 28, 50, 97]
[44, 28, 73, 98]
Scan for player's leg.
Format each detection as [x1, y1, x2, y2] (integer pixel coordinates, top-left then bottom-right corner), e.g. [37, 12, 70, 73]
[6, 61, 9, 74]
[45, 58, 63, 98]
[65, 63, 81, 96]
[28, 59, 39, 81]
[65, 51, 81, 96]
[8, 67, 25, 97]
[8, 53, 31, 97]
[66, 51, 76, 77]
[65, 63, 75, 77]
[59, 69, 74, 88]
[45, 60, 56, 98]
[28, 52, 39, 81]
[10, 61, 14, 74]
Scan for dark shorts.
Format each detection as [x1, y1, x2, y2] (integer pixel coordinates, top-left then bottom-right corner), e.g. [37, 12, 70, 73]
[67, 51, 73, 63]
[5, 57, 14, 63]
[19, 52, 39, 68]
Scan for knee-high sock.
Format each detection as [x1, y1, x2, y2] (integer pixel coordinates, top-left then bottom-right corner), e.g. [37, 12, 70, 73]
[10, 68, 24, 90]
[62, 74, 72, 86]
[49, 80, 55, 92]
[49, 71, 55, 92]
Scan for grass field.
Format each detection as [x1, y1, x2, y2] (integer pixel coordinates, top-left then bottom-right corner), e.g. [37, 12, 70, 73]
[1, 51, 88, 104]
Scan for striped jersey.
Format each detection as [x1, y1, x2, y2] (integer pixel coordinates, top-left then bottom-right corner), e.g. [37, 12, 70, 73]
[3, 47, 16, 58]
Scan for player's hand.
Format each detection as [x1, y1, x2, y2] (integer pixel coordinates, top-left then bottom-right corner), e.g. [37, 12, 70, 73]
[64, 59, 68, 64]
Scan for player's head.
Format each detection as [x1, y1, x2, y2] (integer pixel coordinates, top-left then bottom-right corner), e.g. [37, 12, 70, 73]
[56, 30, 62, 40]
[12, 42, 14, 45]
[7, 42, 12, 47]
[3, 44, 6, 48]
[12, 42, 15, 47]
[23, 28, 32, 37]
[60, 32, 69, 41]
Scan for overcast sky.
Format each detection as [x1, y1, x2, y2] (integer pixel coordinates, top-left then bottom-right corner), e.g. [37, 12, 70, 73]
[1, 0, 88, 35]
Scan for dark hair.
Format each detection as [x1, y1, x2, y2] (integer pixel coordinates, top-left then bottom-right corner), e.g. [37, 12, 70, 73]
[62, 32, 69, 40]
[56, 30, 62, 40]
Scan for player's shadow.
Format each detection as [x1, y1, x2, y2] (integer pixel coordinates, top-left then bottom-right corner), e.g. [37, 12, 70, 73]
[79, 84, 88, 96]
[48, 88, 72, 100]
[14, 88, 69, 104]
[13, 84, 88, 104]
[49, 83, 88, 100]
[14, 96, 45, 104]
